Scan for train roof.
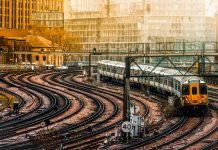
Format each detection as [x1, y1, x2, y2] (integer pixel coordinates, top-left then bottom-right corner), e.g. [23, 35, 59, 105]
[98, 60, 124, 68]
[183, 79, 206, 84]
[98, 60, 203, 83]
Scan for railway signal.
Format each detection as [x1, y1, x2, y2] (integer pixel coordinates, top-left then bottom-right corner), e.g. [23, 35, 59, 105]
[13, 102, 19, 114]
[87, 125, 92, 132]
[40, 48, 44, 54]
[93, 48, 96, 55]
[89, 47, 102, 77]
[0, 48, 3, 53]
[41, 119, 51, 130]
[25, 134, 32, 139]
[45, 119, 51, 126]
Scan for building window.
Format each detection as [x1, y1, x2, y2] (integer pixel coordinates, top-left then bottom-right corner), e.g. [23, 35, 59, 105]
[36, 56, 39, 61]
[43, 56, 46, 61]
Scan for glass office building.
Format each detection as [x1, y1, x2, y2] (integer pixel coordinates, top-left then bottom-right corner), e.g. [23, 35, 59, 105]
[64, 0, 216, 63]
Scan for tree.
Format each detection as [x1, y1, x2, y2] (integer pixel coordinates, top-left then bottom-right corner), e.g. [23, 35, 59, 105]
[31, 26, 82, 52]
[31, 26, 83, 63]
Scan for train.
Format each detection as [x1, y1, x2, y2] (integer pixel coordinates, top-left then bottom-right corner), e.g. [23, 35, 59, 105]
[97, 60, 208, 113]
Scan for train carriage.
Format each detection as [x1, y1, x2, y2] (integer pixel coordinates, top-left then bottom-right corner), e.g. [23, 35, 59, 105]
[181, 79, 208, 111]
[98, 60, 208, 112]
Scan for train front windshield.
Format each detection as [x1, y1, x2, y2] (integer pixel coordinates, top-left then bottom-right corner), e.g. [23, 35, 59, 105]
[182, 85, 189, 95]
[200, 84, 207, 94]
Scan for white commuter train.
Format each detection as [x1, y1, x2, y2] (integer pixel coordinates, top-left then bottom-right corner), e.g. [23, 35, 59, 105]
[97, 60, 208, 111]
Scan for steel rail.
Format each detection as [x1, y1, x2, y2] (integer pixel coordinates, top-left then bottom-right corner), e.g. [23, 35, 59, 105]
[0, 72, 71, 140]
[156, 116, 205, 149]
[1, 72, 103, 150]
[119, 116, 187, 150]
[52, 72, 148, 148]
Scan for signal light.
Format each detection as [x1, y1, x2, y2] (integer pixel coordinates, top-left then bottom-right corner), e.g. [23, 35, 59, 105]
[0, 48, 3, 53]
[45, 119, 51, 126]
[40, 48, 44, 54]
[93, 48, 96, 54]
[87, 125, 92, 132]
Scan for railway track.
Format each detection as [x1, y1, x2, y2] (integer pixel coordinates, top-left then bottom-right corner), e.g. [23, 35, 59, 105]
[46, 72, 141, 148]
[0, 74, 43, 127]
[38, 72, 149, 149]
[62, 71, 192, 149]
[154, 116, 205, 150]
[201, 140, 218, 150]
[0, 79, 25, 120]
[121, 90, 218, 150]
[174, 89, 218, 150]
[0, 72, 72, 148]
[120, 116, 187, 150]
[0, 71, 119, 148]
[0, 92, 10, 112]
[1, 70, 216, 150]
[7, 73, 121, 149]
[59, 72, 218, 150]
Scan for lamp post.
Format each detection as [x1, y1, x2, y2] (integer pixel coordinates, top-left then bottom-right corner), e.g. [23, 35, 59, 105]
[63, 47, 66, 66]
[0, 48, 3, 64]
[13, 40, 17, 65]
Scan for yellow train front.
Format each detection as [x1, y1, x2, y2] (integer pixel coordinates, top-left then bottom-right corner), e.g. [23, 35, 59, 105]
[181, 79, 208, 113]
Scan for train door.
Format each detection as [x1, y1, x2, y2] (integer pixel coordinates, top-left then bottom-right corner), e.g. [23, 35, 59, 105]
[190, 83, 199, 104]
[182, 84, 189, 106]
[199, 84, 208, 105]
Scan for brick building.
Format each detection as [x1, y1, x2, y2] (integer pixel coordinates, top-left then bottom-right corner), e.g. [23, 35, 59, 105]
[0, 29, 63, 66]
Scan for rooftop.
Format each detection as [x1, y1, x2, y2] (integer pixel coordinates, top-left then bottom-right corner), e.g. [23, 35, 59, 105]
[0, 29, 29, 37]
[25, 35, 56, 48]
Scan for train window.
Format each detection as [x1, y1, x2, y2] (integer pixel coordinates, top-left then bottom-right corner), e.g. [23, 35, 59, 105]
[112, 67, 115, 73]
[178, 85, 181, 90]
[146, 76, 149, 81]
[118, 68, 121, 74]
[121, 69, 124, 74]
[182, 85, 189, 95]
[175, 82, 178, 90]
[192, 87, 197, 95]
[169, 78, 173, 87]
[155, 77, 159, 83]
[115, 68, 118, 74]
[160, 77, 163, 84]
[134, 70, 137, 76]
[164, 78, 167, 85]
[200, 84, 207, 94]
[105, 66, 110, 72]
[139, 70, 142, 76]
[117, 67, 121, 74]
[131, 69, 134, 76]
